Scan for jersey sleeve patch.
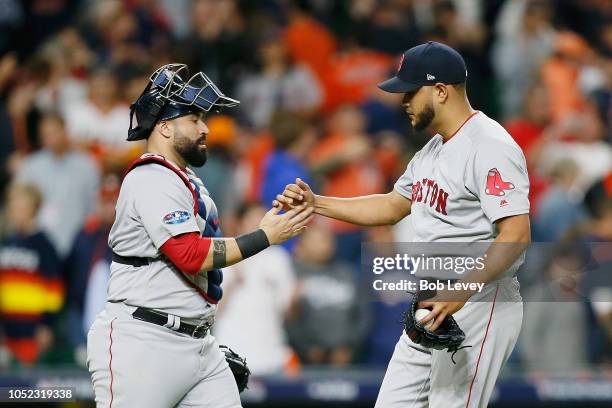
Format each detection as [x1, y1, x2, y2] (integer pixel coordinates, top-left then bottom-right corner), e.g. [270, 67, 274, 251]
[163, 210, 192, 225]
[485, 168, 515, 196]
[471, 141, 530, 223]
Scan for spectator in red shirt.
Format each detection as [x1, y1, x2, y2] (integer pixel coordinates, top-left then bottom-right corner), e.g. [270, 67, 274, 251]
[506, 83, 552, 154]
[505, 83, 553, 213]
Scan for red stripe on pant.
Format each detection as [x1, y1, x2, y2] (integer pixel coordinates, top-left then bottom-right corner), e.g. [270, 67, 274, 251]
[109, 318, 116, 408]
[465, 285, 499, 408]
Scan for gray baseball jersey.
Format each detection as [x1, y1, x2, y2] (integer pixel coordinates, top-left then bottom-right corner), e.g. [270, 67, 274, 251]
[376, 111, 528, 408]
[107, 153, 221, 320]
[394, 111, 530, 243]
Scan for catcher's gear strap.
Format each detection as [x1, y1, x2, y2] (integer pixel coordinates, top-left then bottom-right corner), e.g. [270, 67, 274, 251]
[125, 154, 199, 215]
[112, 251, 157, 267]
[235, 228, 270, 259]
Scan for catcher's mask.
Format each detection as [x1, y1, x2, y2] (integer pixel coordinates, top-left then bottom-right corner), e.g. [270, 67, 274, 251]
[127, 63, 240, 141]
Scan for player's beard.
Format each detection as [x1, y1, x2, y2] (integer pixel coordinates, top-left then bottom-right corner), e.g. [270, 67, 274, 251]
[174, 128, 208, 167]
[413, 102, 435, 131]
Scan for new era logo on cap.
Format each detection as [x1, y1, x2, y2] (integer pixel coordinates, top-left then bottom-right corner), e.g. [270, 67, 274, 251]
[427, 74, 436, 80]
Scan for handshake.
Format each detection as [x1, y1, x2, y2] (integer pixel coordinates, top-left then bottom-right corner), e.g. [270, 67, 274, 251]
[257, 178, 316, 245]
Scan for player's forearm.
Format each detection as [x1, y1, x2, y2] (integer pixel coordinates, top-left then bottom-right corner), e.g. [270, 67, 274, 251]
[199, 238, 241, 272]
[463, 223, 530, 288]
[314, 193, 406, 226]
[200, 229, 270, 272]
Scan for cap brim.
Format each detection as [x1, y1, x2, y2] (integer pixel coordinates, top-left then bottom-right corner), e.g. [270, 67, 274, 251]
[378, 76, 422, 93]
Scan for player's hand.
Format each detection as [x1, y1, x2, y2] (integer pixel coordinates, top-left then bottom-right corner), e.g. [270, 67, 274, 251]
[259, 202, 314, 245]
[417, 290, 471, 332]
[273, 178, 315, 212]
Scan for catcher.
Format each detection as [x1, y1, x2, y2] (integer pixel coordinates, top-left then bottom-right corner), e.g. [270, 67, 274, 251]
[86, 64, 312, 408]
[275, 42, 529, 407]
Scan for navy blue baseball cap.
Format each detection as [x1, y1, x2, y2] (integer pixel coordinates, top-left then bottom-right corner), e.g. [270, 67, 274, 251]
[378, 41, 467, 93]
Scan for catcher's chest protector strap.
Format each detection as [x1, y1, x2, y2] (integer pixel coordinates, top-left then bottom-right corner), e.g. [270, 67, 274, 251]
[124, 154, 224, 305]
[125, 154, 199, 215]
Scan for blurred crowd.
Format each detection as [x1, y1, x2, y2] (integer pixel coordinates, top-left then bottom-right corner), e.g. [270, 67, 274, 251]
[0, 0, 611, 378]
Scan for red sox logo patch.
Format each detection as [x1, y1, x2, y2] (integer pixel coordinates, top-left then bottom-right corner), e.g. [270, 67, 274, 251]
[485, 168, 514, 196]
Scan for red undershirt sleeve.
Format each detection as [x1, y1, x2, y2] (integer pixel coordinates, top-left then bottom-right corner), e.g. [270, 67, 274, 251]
[160, 232, 212, 276]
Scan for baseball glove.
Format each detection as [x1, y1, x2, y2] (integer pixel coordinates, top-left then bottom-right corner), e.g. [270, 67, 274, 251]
[404, 294, 468, 363]
[220, 345, 250, 393]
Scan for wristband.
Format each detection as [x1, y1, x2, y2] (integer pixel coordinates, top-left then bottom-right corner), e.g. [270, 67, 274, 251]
[235, 229, 270, 259]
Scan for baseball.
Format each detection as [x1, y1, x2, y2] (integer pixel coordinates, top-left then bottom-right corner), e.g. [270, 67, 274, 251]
[415, 308, 433, 331]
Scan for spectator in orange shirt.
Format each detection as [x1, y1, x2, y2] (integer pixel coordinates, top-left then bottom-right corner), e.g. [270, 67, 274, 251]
[239, 130, 274, 204]
[309, 105, 383, 261]
[283, 0, 337, 111]
[283, 0, 336, 80]
[326, 40, 393, 109]
[541, 31, 592, 122]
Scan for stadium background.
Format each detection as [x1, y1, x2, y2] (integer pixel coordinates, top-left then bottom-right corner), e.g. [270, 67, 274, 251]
[0, 0, 611, 406]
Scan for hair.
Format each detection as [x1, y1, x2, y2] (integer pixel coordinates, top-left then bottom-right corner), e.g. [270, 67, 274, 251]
[450, 82, 466, 94]
[8, 182, 44, 213]
[268, 110, 307, 150]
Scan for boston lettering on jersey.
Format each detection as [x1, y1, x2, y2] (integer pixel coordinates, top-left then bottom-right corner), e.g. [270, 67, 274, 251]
[411, 177, 449, 215]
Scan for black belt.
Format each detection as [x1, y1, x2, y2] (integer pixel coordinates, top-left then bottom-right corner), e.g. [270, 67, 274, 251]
[112, 251, 158, 267]
[132, 307, 211, 339]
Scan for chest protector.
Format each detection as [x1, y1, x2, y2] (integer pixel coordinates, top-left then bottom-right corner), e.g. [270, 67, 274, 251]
[126, 153, 223, 304]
